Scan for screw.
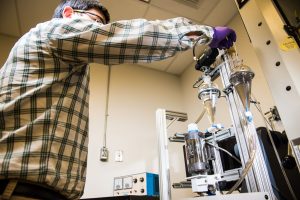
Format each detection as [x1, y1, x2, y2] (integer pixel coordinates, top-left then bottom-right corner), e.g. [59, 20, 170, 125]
[286, 86, 291, 91]
[266, 40, 271, 45]
[275, 61, 281, 66]
[258, 22, 262, 26]
[265, 194, 269, 199]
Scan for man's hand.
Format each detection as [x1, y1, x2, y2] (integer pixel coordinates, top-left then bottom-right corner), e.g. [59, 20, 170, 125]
[209, 26, 236, 49]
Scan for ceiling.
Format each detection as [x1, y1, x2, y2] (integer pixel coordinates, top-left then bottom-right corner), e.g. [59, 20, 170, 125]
[0, 0, 238, 75]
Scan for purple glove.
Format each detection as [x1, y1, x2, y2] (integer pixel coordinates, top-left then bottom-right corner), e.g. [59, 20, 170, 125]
[209, 27, 236, 49]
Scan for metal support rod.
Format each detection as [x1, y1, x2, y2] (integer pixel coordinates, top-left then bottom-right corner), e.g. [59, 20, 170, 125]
[220, 53, 276, 199]
[156, 109, 172, 200]
[219, 55, 256, 192]
[156, 109, 188, 200]
[167, 117, 178, 128]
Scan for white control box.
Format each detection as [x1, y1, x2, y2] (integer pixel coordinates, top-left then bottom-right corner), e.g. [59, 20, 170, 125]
[113, 172, 159, 196]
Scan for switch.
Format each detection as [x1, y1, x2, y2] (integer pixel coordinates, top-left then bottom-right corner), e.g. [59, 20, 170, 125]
[115, 150, 123, 162]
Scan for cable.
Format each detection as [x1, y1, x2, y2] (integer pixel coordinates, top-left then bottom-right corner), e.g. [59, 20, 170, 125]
[195, 109, 206, 124]
[226, 147, 256, 194]
[252, 94, 298, 200]
[102, 65, 111, 147]
[251, 97, 273, 129]
[272, 184, 290, 200]
[206, 142, 242, 165]
[226, 106, 257, 194]
[192, 36, 205, 60]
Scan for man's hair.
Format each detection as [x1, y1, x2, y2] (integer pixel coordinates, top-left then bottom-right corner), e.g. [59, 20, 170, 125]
[53, 0, 110, 23]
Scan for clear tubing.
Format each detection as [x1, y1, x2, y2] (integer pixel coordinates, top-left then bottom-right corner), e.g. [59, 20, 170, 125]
[195, 109, 206, 124]
[222, 50, 257, 194]
[226, 114, 257, 194]
[206, 142, 242, 165]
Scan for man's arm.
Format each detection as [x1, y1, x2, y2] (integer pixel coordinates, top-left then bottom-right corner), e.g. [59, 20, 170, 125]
[47, 17, 214, 65]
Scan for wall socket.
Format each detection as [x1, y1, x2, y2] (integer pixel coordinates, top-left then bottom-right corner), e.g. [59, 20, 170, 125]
[100, 147, 109, 162]
[115, 150, 123, 162]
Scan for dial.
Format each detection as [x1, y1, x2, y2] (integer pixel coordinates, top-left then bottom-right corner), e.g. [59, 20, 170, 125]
[123, 176, 133, 189]
[114, 178, 123, 190]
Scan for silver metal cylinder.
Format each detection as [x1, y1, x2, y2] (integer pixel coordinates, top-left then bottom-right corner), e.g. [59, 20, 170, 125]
[185, 130, 209, 175]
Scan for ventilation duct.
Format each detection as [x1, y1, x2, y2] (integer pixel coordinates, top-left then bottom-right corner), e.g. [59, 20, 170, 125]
[173, 0, 201, 9]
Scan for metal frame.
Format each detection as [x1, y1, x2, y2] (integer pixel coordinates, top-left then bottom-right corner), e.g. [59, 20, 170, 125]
[156, 109, 188, 200]
[183, 192, 269, 200]
[169, 127, 243, 191]
[219, 53, 276, 199]
[156, 52, 276, 199]
[205, 128, 242, 181]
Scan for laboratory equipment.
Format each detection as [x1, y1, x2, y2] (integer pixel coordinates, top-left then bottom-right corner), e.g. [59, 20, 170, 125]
[157, 49, 275, 199]
[198, 76, 220, 125]
[229, 61, 254, 112]
[113, 172, 159, 197]
[157, 0, 300, 198]
[184, 123, 209, 175]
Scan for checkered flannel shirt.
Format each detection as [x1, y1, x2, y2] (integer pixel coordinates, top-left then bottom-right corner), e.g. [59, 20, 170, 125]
[0, 17, 213, 199]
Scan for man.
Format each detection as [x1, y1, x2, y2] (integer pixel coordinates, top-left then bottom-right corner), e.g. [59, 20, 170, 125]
[0, 0, 236, 199]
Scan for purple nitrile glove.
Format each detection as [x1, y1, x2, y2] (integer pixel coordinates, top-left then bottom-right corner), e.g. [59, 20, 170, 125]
[209, 26, 236, 49]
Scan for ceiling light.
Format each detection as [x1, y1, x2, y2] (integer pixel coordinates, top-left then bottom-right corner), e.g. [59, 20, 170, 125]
[139, 0, 151, 3]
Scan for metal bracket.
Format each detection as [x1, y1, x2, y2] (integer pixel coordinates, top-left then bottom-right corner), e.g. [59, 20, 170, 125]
[165, 110, 188, 122]
[169, 132, 185, 143]
[223, 84, 234, 96]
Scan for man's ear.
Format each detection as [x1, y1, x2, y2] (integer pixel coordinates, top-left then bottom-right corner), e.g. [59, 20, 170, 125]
[62, 6, 74, 18]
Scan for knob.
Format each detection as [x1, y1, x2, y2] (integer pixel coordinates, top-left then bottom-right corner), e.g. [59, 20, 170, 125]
[139, 177, 144, 182]
[140, 189, 145, 193]
[133, 178, 137, 183]
[282, 155, 296, 169]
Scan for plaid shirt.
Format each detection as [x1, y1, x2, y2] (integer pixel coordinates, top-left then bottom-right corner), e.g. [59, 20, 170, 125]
[0, 17, 213, 199]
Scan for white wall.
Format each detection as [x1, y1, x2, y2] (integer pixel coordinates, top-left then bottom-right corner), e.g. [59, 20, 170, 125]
[83, 63, 185, 198]
[0, 34, 18, 66]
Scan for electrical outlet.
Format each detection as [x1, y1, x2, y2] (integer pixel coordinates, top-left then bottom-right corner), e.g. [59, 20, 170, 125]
[100, 147, 109, 162]
[115, 150, 123, 162]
